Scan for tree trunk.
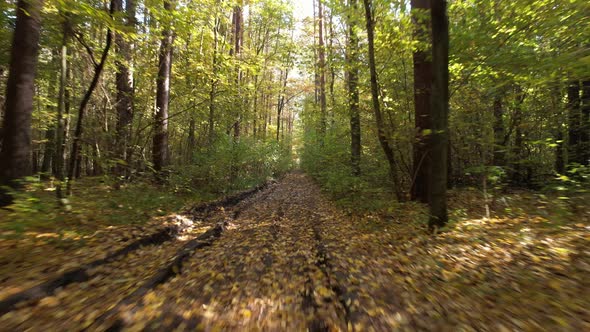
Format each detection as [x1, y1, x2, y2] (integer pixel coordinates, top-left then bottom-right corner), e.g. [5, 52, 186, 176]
[410, 0, 432, 203]
[428, 0, 449, 229]
[347, 0, 361, 176]
[317, 0, 327, 143]
[114, 0, 136, 176]
[363, 0, 402, 201]
[492, 95, 506, 166]
[0, 0, 44, 206]
[54, 18, 71, 199]
[567, 80, 581, 164]
[67, 0, 115, 194]
[152, 0, 175, 178]
[580, 80, 590, 165]
[208, 17, 219, 146]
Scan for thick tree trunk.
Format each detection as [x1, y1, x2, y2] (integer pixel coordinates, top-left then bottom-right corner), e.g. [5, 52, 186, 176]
[114, 0, 136, 176]
[152, 0, 175, 178]
[363, 0, 402, 201]
[0, 0, 44, 206]
[428, 0, 449, 229]
[410, 0, 432, 203]
[67, 1, 114, 194]
[347, 0, 361, 176]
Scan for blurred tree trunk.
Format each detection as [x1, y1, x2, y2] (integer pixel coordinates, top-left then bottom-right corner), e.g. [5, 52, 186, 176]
[580, 80, 590, 165]
[567, 80, 581, 164]
[54, 18, 71, 199]
[428, 0, 449, 229]
[411, 0, 432, 203]
[0, 0, 44, 206]
[492, 95, 506, 166]
[41, 52, 59, 179]
[318, 0, 327, 144]
[347, 0, 361, 176]
[153, 0, 175, 179]
[114, 0, 136, 176]
[208, 17, 219, 146]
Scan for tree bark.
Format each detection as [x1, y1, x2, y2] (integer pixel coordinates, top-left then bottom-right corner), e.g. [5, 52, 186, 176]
[580, 80, 590, 165]
[347, 0, 361, 176]
[492, 95, 506, 166]
[318, 0, 327, 144]
[0, 0, 44, 205]
[410, 0, 432, 203]
[428, 0, 449, 229]
[152, 0, 175, 178]
[567, 80, 581, 164]
[208, 17, 220, 146]
[363, 0, 402, 200]
[54, 18, 71, 199]
[114, 0, 136, 176]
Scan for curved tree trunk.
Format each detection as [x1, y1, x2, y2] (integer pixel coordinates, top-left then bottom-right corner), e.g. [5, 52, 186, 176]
[363, 0, 402, 201]
[67, 0, 115, 194]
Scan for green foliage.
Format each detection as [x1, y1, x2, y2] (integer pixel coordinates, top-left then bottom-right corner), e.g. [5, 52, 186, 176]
[299, 118, 394, 213]
[0, 177, 206, 236]
[170, 136, 292, 194]
[553, 164, 590, 196]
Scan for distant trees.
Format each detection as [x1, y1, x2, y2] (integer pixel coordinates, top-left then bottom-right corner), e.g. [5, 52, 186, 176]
[0, 0, 44, 205]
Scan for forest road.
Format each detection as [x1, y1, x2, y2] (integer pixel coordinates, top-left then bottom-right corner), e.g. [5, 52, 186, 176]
[1, 172, 410, 331]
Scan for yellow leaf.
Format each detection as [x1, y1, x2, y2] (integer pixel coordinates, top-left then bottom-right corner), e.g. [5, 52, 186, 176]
[241, 309, 252, 319]
[39, 296, 60, 308]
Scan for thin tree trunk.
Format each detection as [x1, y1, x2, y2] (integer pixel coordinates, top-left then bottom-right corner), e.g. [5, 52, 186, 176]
[318, 0, 327, 144]
[208, 17, 220, 146]
[152, 0, 175, 178]
[580, 80, 590, 165]
[428, 0, 450, 229]
[363, 0, 402, 200]
[411, 0, 432, 203]
[67, 0, 115, 194]
[54, 18, 71, 199]
[492, 95, 506, 166]
[0, 0, 44, 206]
[347, 0, 361, 176]
[567, 80, 581, 164]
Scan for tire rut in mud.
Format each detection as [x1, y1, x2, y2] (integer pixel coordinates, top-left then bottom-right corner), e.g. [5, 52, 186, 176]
[0, 181, 275, 329]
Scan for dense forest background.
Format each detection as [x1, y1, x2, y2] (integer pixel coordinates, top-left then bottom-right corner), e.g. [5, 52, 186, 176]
[0, 0, 588, 225]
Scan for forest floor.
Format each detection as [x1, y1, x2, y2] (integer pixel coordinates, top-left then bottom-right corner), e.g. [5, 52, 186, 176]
[0, 172, 589, 331]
